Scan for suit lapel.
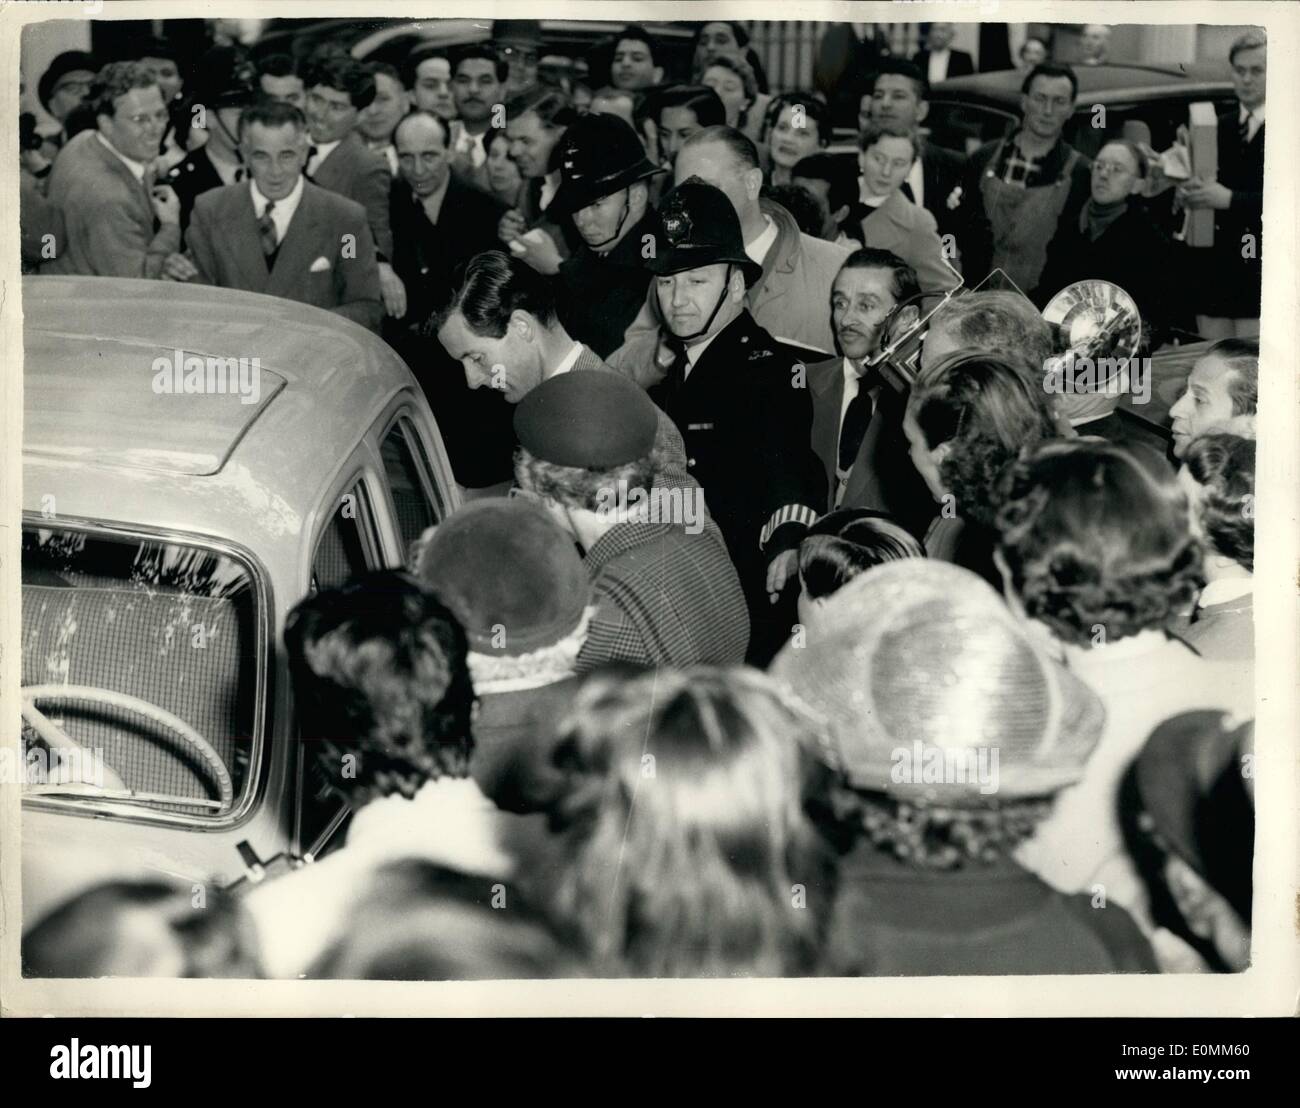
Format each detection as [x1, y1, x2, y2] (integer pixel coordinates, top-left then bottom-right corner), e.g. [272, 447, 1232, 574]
[808, 358, 844, 504]
[229, 186, 272, 292]
[268, 183, 324, 296]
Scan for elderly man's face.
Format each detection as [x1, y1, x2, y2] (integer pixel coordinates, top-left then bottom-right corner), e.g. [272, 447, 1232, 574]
[1091, 142, 1143, 205]
[241, 120, 307, 201]
[1168, 354, 1241, 459]
[395, 114, 450, 197]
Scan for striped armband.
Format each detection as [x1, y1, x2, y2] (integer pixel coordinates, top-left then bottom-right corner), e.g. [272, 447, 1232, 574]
[759, 504, 820, 550]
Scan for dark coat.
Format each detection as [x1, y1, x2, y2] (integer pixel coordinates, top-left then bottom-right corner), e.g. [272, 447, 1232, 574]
[912, 48, 976, 81]
[164, 145, 229, 234]
[807, 356, 936, 538]
[557, 208, 659, 359]
[184, 179, 382, 331]
[648, 311, 826, 597]
[388, 174, 505, 330]
[914, 140, 968, 244]
[310, 130, 394, 260]
[471, 675, 582, 815]
[386, 174, 515, 489]
[1034, 201, 1186, 334]
[1195, 105, 1264, 318]
[820, 845, 1159, 976]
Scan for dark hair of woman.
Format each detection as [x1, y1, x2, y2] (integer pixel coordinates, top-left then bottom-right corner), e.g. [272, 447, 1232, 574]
[996, 440, 1205, 646]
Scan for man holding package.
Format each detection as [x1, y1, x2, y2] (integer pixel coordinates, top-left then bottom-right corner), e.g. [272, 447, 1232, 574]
[1178, 31, 1265, 340]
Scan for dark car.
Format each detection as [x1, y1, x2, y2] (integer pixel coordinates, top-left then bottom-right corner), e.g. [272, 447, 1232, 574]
[926, 61, 1235, 159]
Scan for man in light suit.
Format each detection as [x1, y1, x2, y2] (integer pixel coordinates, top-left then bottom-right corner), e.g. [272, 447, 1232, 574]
[807, 248, 934, 539]
[301, 55, 401, 316]
[856, 123, 962, 295]
[46, 62, 181, 278]
[164, 100, 382, 331]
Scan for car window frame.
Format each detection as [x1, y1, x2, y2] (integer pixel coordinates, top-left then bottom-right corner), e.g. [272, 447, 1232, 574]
[374, 406, 450, 565]
[19, 514, 275, 832]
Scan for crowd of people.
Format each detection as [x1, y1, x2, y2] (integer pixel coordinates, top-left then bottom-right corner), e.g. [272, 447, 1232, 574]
[21, 19, 1264, 980]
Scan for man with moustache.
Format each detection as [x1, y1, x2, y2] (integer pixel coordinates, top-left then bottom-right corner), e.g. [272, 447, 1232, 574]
[806, 248, 934, 536]
[445, 45, 506, 193]
[643, 179, 826, 663]
[387, 111, 515, 490]
[549, 113, 665, 357]
[171, 99, 381, 330]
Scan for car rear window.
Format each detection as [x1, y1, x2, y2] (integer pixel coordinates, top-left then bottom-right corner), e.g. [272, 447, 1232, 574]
[20, 525, 261, 820]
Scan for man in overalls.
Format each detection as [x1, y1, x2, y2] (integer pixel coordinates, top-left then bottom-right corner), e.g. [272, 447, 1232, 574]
[956, 62, 1092, 296]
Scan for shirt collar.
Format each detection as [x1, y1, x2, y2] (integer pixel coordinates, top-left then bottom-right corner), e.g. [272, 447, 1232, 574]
[310, 137, 342, 164]
[545, 341, 585, 379]
[249, 173, 304, 217]
[1198, 577, 1254, 609]
[97, 132, 149, 183]
[744, 214, 779, 266]
[1240, 104, 1265, 124]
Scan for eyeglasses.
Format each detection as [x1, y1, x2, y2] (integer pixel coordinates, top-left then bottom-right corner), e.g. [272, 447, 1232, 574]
[1028, 94, 1072, 110]
[123, 109, 170, 129]
[1092, 159, 1136, 177]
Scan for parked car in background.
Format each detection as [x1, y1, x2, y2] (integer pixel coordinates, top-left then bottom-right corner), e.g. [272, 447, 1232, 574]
[249, 17, 698, 83]
[20, 276, 460, 924]
[925, 61, 1235, 158]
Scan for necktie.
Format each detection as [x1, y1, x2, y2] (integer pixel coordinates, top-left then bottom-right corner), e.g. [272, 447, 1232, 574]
[656, 337, 690, 408]
[1238, 112, 1252, 147]
[306, 145, 318, 180]
[838, 372, 877, 473]
[234, 166, 245, 183]
[258, 200, 278, 257]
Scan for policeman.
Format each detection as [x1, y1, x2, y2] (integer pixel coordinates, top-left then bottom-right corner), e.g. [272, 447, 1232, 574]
[548, 112, 666, 358]
[165, 45, 260, 232]
[646, 178, 827, 665]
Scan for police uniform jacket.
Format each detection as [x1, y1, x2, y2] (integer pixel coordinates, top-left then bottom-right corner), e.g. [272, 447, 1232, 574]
[650, 310, 826, 587]
[557, 208, 659, 359]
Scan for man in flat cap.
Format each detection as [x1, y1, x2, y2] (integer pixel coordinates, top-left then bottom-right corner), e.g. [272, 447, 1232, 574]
[548, 113, 665, 358]
[436, 250, 722, 537]
[644, 178, 827, 664]
[514, 370, 749, 669]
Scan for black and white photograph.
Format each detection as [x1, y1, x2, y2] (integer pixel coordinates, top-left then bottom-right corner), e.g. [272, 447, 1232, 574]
[1, 1, 1296, 1036]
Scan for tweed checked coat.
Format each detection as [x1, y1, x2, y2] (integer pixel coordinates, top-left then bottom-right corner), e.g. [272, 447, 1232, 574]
[575, 520, 750, 671]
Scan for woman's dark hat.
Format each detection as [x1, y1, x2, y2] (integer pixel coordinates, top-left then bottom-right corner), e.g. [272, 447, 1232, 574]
[547, 113, 665, 218]
[646, 178, 763, 287]
[514, 369, 657, 469]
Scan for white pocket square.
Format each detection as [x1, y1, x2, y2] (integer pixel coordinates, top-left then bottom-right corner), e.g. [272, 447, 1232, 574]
[309, 256, 331, 273]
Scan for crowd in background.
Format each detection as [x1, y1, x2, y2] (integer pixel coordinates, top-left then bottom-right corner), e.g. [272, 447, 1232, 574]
[20, 19, 1264, 980]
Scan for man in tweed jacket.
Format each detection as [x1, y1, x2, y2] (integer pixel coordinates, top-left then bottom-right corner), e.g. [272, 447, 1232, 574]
[513, 370, 749, 669]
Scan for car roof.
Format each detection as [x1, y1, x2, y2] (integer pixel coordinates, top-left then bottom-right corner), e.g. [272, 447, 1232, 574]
[23, 277, 419, 550]
[931, 61, 1233, 106]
